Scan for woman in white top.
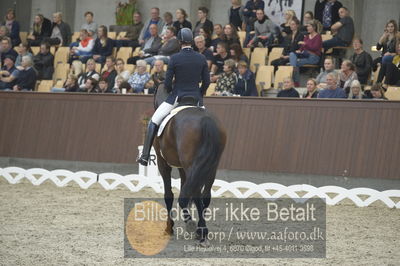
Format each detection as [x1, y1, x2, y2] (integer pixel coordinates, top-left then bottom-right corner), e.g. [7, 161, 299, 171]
[69, 29, 95, 63]
[77, 58, 100, 90]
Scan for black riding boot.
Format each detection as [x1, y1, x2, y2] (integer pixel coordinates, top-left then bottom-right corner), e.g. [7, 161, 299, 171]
[137, 121, 158, 166]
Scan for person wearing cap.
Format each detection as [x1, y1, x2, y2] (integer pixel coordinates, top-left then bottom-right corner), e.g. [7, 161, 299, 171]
[137, 27, 210, 166]
[0, 54, 18, 90]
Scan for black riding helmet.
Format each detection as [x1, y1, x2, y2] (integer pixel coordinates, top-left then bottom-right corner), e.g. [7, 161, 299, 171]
[177, 28, 193, 44]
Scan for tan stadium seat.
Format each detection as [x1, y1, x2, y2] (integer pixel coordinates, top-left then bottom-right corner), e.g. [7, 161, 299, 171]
[53, 63, 70, 82]
[31, 47, 40, 55]
[238, 31, 246, 47]
[256, 65, 274, 94]
[125, 64, 136, 73]
[206, 83, 217, 96]
[54, 47, 70, 65]
[250, 47, 268, 72]
[385, 87, 400, 101]
[132, 47, 141, 57]
[37, 80, 54, 92]
[274, 66, 293, 89]
[242, 48, 251, 61]
[95, 63, 102, 73]
[72, 32, 81, 42]
[267, 47, 284, 65]
[53, 79, 65, 89]
[108, 32, 117, 40]
[117, 32, 127, 39]
[116, 47, 132, 63]
[19, 32, 28, 44]
[372, 66, 381, 84]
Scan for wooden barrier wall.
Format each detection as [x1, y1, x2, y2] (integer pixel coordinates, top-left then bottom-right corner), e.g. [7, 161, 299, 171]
[0, 92, 399, 179]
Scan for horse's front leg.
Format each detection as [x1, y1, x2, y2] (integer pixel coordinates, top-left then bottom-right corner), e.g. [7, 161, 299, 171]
[158, 156, 174, 235]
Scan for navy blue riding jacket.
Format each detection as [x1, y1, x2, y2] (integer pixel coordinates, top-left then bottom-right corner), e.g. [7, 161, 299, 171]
[164, 47, 210, 105]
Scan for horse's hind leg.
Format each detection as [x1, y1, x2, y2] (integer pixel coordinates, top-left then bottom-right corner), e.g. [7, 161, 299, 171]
[178, 168, 194, 229]
[194, 197, 208, 245]
[159, 157, 174, 235]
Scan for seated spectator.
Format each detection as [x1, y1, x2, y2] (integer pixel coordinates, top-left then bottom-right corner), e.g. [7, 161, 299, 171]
[77, 58, 100, 90]
[128, 59, 151, 93]
[210, 24, 224, 51]
[221, 24, 241, 47]
[115, 11, 143, 48]
[230, 43, 248, 64]
[198, 27, 212, 48]
[243, 0, 265, 32]
[92, 25, 114, 64]
[277, 77, 300, 98]
[0, 26, 9, 43]
[289, 20, 322, 84]
[350, 38, 372, 85]
[377, 43, 400, 87]
[127, 24, 162, 65]
[173, 8, 192, 34]
[13, 56, 37, 91]
[303, 78, 319, 98]
[316, 57, 338, 89]
[0, 55, 18, 90]
[280, 10, 296, 37]
[81, 11, 98, 38]
[69, 29, 95, 63]
[316, 0, 343, 31]
[194, 35, 214, 70]
[214, 59, 237, 96]
[322, 7, 354, 51]
[145, 59, 165, 94]
[300, 11, 314, 34]
[1, 9, 21, 46]
[114, 76, 128, 93]
[247, 9, 276, 48]
[85, 77, 98, 93]
[228, 0, 245, 31]
[100, 57, 117, 91]
[16, 43, 33, 67]
[138, 7, 164, 45]
[45, 12, 72, 46]
[233, 60, 257, 96]
[194, 7, 213, 37]
[211, 42, 231, 82]
[160, 12, 174, 39]
[318, 72, 346, 98]
[0, 37, 18, 65]
[271, 17, 304, 72]
[373, 20, 399, 71]
[370, 83, 387, 100]
[33, 42, 54, 80]
[27, 14, 52, 47]
[52, 74, 79, 92]
[97, 79, 113, 93]
[339, 60, 358, 94]
[144, 26, 180, 66]
[114, 58, 131, 86]
[347, 80, 366, 99]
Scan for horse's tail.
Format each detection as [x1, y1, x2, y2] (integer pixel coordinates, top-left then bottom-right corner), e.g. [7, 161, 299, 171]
[180, 115, 223, 200]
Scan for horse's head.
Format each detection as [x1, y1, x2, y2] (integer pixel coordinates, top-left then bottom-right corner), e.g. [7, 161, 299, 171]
[154, 83, 170, 110]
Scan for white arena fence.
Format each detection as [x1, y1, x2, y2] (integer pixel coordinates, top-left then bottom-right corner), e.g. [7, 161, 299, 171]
[1, 166, 399, 209]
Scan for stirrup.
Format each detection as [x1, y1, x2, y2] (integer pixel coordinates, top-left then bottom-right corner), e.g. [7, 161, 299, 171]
[136, 154, 149, 166]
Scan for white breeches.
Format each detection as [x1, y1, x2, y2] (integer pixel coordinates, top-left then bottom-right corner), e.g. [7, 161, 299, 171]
[151, 101, 178, 125]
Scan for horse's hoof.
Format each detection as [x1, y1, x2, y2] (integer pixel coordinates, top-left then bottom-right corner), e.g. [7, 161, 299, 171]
[199, 238, 209, 248]
[185, 220, 196, 233]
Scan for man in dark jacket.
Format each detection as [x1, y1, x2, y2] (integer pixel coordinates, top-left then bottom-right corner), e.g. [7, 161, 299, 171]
[13, 55, 37, 91]
[33, 42, 54, 80]
[115, 11, 144, 48]
[0, 37, 18, 65]
[127, 24, 162, 64]
[137, 28, 210, 166]
[144, 26, 180, 65]
[0, 55, 18, 90]
[45, 12, 72, 46]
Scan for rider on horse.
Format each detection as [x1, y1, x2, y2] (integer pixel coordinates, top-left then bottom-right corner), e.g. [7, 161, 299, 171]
[137, 28, 211, 166]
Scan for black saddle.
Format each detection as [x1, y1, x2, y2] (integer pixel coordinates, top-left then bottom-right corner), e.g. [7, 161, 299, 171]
[177, 96, 199, 107]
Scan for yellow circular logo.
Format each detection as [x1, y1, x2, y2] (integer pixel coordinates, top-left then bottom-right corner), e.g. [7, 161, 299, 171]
[125, 200, 170, 256]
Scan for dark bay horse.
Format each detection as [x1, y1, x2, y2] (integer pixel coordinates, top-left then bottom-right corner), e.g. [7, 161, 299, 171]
[152, 85, 226, 243]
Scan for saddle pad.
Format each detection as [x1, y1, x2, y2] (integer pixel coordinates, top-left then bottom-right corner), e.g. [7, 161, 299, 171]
[157, 106, 196, 137]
